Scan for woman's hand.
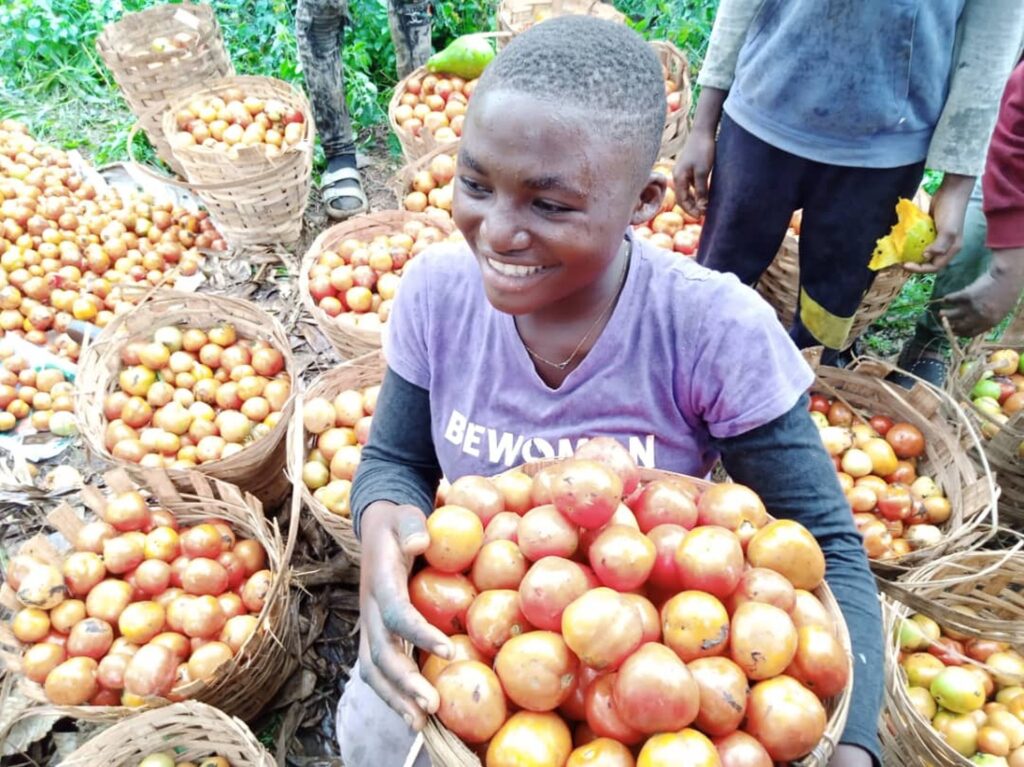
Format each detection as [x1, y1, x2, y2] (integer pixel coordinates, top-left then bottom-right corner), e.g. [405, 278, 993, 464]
[673, 86, 727, 219]
[904, 173, 976, 274]
[357, 501, 453, 730]
[939, 248, 1024, 336]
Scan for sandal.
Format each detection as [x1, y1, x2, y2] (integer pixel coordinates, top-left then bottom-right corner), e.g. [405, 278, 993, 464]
[322, 165, 369, 221]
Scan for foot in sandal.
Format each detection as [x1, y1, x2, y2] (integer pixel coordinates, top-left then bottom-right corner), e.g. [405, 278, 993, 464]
[323, 153, 369, 221]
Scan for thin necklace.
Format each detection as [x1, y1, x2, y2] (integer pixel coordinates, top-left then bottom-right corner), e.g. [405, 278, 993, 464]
[517, 243, 630, 371]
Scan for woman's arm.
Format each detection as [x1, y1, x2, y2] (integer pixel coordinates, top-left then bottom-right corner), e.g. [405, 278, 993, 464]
[350, 366, 443, 539]
[712, 394, 883, 767]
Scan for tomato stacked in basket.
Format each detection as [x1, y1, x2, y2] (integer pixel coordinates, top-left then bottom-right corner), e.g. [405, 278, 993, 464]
[808, 394, 951, 560]
[6, 490, 271, 706]
[411, 439, 849, 767]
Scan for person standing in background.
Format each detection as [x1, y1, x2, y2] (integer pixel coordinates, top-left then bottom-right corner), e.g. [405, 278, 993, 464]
[296, 0, 431, 220]
[674, 0, 1024, 365]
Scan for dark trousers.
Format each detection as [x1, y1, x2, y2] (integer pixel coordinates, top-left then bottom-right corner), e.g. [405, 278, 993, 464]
[295, 0, 430, 158]
[698, 114, 925, 351]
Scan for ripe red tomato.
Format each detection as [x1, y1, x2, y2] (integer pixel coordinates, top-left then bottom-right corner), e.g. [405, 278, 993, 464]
[661, 591, 729, 662]
[466, 589, 531, 657]
[928, 636, 966, 666]
[566, 737, 635, 767]
[628, 479, 698, 532]
[552, 460, 623, 529]
[695, 483, 768, 533]
[408, 568, 477, 635]
[876, 484, 913, 521]
[636, 729, 720, 766]
[562, 587, 643, 671]
[518, 504, 580, 561]
[714, 731, 772, 767]
[885, 460, 918, 485]
[424, 504, 485, 573]
[808, 394, 830, 414]
[745, 675, 827, 761]
[584, 673, 644, 745]
[727, 567, 796, 613]
[612, 642, 700, 734]
[529, 465, 561, 507]
[518, 556, 591, 631]
[482, 511, 521, 544]
[470, 540, 528, 591]
[885, 423, 925, 459]
[674, 526, 744, 599]
[688, 656, 750, 736]
[446, 475, 505, 527]
[645, 524, 687, 590]
[869, 415, 894, 436]
[730, 602, 798, 680]
[574, 437, 640, 497]
[419, 634, 485, 685]
[623, 593, 661, 644]
[494, 630, 578, 711]
[786, 625, 850, 699]
[559, 664, 604, 722]
[435, 660, 508, 743]
[746, 520, 825, 591]
[588, 525, 655, 591]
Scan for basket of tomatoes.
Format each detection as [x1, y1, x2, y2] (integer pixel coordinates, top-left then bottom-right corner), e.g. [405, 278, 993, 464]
[289, 350, 387, 562]
[0, 468, 297, 723]
[57, 699, 275, 766]
[393, 142, 461, 226]
[408, 440, 853, 766]
[650, 41, 692, 160]
[950, 314, 1024, 526]
[878, 547, 1024, 766]
[388, 68, 474, 162]
[299, 212, 455, 360]
[803, 350, 997, 572]
[73, 290, 296, 507]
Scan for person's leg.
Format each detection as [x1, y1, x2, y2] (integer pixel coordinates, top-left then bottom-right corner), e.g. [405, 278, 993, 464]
[388, 0, 432, 80]
[295, 0, 367, 219]
[901, 180, 990, 369]
[790, 160, 926, 360]
[337, 661, 432, 767]
[697, 114, 805, 286]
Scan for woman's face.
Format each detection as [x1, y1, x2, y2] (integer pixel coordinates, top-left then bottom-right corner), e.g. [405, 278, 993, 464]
[453, 89, 664, 316]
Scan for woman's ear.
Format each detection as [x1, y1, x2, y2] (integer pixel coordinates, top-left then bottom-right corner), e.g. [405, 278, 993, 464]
[631, 173, 667, 226]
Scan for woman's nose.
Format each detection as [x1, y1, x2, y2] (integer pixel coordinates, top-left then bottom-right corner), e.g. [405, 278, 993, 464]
[479, 202, 530, 254]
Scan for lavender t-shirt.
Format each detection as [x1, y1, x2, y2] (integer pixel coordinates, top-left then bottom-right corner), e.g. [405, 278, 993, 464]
[382, 234, 814, 481]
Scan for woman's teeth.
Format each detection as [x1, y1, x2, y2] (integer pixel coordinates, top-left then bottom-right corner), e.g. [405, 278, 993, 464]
[488, 258, 547, 277]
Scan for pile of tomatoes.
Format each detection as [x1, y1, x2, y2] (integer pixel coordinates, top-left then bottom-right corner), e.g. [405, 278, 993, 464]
[411, 439, 848, 766]
[0, 121, 224, 364]
[140, 753, 231, 767]
[401, 151, 458, 223]
[809, 394, 951, 560]
[301, 383, 380, 517]
[6, 488, 271, 707]
[0, 347, 75, 434]
[102, 323, 290, 468]
[305, 219, 450, 332]
[896, 612, 1024, 763]
[965, 348, 1024, 445]
[169, 87, 307, 160]
[633, 163, 702, 257]
[393, 72, 473, 145]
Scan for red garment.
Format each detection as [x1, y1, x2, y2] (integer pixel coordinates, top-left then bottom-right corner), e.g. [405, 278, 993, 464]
[984, 61, 1024, 249]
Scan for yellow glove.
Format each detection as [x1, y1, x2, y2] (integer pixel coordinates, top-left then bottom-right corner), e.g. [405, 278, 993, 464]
[868, 198, 937, 271]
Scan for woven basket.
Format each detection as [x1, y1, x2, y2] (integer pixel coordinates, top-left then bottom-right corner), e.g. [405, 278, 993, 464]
[878, 547, 1024, 767]
[0, 468, 298, 724]
[419, 461, 853, 767]
[299, 211, 455, 360]
[950, 311, 1024, 527]
[651, 40, 692, 160]
[159, 76, 314, 247]
[287, 350, 388, 563]
[756, 189, 933, 347]
[388, 65, 468, 163]
[73, 290, 297, 508]
[96, 2, 234, 175]
[393, 141, 460, 227]
[803, 350, 998, 573]
[57, 699, 275, 766]
[496, 0, 626, 46]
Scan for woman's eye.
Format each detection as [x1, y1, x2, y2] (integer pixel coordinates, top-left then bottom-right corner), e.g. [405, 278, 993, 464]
[459, 176, 489, 194]
[534, 199, 572, 214]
